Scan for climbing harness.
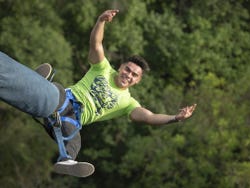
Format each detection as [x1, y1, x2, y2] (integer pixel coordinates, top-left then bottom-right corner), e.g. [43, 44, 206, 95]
[48, 89, 83, 161]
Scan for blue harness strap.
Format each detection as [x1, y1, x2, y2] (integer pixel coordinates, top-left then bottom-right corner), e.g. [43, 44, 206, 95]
[48, 89, 83, 161]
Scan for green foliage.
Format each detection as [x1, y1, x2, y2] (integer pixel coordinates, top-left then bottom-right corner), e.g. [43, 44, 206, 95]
[0, 0, 250, 187]
[0, 105, 57, 188]
[0, 0, 73, 86]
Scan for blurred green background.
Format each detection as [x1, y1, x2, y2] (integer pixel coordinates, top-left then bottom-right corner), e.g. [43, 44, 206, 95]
[0, 0, 250, 187]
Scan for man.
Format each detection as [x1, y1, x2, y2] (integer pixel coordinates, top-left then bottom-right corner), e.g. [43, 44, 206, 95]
[85, 9, 196, 127]
[0, 10, 196, 176]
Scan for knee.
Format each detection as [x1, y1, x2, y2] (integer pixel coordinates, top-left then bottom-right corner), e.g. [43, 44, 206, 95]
[52, 82, 66, 111]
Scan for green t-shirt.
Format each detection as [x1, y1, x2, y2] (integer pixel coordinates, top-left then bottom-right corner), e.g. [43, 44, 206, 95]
[70, 58, 141, 125]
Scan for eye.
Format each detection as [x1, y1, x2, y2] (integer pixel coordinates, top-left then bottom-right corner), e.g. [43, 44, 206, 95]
[132, 72, 138, 77]
[125, 66, 130, 72]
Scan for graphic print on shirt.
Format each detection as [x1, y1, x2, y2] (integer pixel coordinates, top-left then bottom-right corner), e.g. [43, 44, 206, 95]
[89, 75, 118, 115]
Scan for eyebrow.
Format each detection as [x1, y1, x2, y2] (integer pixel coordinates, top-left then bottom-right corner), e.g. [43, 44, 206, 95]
[125, 66, 140, 77]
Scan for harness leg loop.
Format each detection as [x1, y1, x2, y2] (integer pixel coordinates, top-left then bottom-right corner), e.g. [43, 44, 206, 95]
[49, 89, 83, 162]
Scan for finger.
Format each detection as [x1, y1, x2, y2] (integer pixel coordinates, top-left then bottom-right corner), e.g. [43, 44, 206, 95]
[181, 109, 188, 116]
[179, 104, 196, 113]
[191, 104, 197, 111]
[110, 10, 119, 16]
[111, 9, 119, 13]
[179, 107, 186, 111]
[184, 104, 196, 111]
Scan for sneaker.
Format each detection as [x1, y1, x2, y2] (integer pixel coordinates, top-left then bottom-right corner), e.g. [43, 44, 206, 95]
[54, 159, 95, 177]
[55, 159, 78, 165]
[35, 63, 55, 81]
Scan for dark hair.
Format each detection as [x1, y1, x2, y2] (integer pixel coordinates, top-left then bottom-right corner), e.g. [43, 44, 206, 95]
[126, 55, 150, 72]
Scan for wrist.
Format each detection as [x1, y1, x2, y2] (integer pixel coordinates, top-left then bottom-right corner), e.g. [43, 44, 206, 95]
[174, 115, 181, 122]
[98, 16, 106, 22]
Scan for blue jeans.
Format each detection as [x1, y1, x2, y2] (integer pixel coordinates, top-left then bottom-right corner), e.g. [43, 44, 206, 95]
[0, 51, 59, 117]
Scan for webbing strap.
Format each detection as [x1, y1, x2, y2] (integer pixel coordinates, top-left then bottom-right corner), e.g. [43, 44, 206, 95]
[61, 116, 81, 129]
[57, 97, 70, 114]
[53, 126, 72, 161]
[49, 89, 83, 161]
[54, 89, 82, 129]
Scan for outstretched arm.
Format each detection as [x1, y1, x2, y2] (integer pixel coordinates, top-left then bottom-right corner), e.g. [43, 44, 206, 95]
[88, 9, 119, 64]
[130, 104, 197, 125]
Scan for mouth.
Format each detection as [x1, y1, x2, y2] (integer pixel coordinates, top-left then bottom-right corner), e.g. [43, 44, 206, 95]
[121, 78, 128, 85]
[121, 75, 131, 85]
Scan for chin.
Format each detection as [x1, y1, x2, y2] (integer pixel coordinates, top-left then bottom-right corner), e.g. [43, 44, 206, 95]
[120, 83, 129, 89]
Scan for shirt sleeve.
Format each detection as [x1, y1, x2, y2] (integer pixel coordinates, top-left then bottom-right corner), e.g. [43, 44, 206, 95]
[90, 57, 111, 71]
[125, 97, 141, 116]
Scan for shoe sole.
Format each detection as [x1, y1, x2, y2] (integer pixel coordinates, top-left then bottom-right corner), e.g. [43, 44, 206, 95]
[54, 162, 95, 177]
[35, 63, 55, 81]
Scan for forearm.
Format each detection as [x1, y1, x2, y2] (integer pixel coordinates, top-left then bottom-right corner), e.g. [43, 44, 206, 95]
[89, 18, 105, 48]
[131, 104, 197, 125]
[144, 113, 179, 125]
[130, 107, 180, 126]
[88, 17, 106, 63]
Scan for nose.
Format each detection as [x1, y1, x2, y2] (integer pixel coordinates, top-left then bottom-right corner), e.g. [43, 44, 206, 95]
[126, 72, 133, 81]
[127, 72, 133, 77]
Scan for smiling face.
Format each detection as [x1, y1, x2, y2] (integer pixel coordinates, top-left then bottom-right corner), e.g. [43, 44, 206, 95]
[115, 62, 143, 89]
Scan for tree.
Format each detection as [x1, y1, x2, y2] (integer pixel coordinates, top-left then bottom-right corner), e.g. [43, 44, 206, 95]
[1, 0, 250, 187]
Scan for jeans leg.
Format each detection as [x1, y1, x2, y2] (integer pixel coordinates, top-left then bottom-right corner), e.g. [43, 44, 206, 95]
[0, 51, 59, 117]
